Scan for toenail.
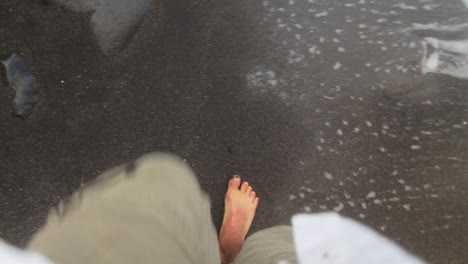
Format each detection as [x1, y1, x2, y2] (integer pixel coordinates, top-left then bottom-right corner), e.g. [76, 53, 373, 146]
[233, 175, 240, 180]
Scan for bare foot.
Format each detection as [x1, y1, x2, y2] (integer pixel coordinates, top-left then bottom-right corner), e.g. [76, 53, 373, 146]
[219, 175, 259, 263]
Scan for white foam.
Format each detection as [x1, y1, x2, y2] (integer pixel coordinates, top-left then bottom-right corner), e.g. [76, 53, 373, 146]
[421, 131, 433, 135]
[315, 11, 328, 17]
[267, 80, 277, 86]
[333, 61, 342, 70]
[308, 45, 318, 54]
[366, 191, 376, 199]
[461, 0, 468, 8]
[393, 3, 417, 10]
[333, 202, 344, 212]
[324, 172, 334, 180]
[288, 50, 305, 64]
[410, 145, 421, 150]
[417, 27, 468, 79]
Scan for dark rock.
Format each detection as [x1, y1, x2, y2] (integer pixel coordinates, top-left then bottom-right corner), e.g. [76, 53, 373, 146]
[1, 54, 39, 118]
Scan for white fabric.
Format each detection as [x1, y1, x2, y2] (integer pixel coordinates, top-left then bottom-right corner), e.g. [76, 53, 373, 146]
[292, 212, 425, 264]
[0, 242, 53, 264]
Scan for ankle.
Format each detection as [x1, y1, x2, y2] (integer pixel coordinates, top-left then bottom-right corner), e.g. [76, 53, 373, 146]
[219, 235, 243, 263]
[219, 246, 240, 264]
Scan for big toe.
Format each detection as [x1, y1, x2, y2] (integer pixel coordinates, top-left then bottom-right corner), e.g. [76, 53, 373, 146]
[228, 175, 241, 189]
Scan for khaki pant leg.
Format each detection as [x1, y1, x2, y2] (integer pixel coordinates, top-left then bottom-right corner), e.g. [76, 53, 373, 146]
[233, 226, 297, 264]
[28, 153, 220, 264]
